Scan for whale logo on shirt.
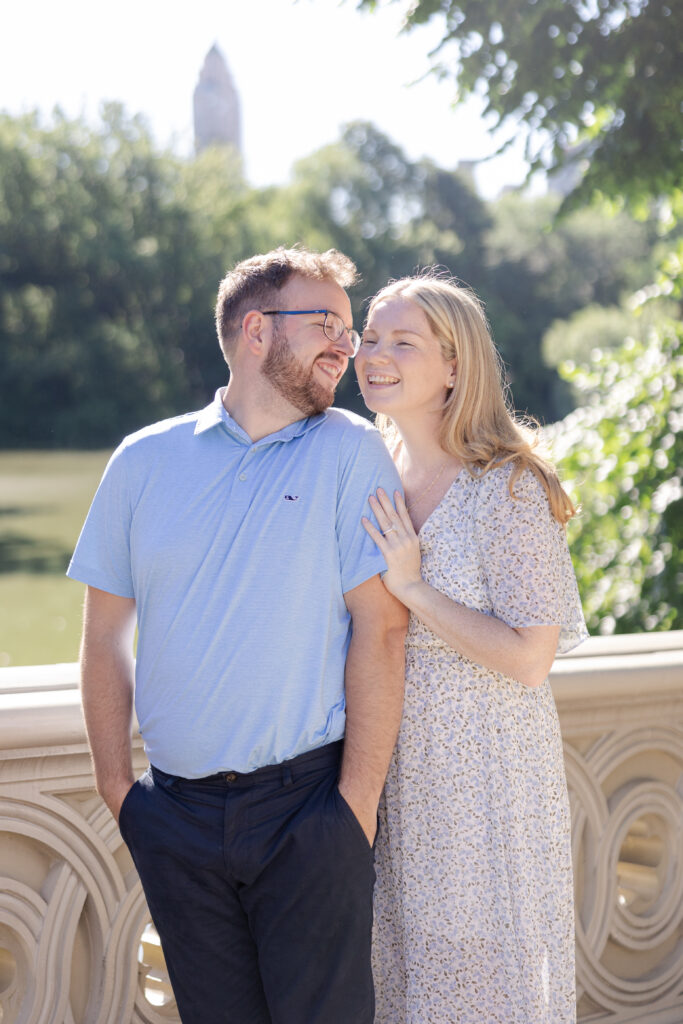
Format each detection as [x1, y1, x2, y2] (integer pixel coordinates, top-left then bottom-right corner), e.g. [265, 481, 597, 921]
[284, 495, 299, 501]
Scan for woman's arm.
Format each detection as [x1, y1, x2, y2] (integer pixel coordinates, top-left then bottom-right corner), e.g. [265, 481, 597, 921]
[363, 488, 560, 688]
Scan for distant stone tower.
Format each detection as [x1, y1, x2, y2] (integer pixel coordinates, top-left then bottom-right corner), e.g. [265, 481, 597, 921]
[193, 45, 242, 155]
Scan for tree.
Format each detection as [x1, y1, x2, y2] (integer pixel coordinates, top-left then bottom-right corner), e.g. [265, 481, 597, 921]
[546, 311, 681, 634]
[541, 299, 676, 369]
[283, 125, 660, 422]
[280, 123, 654, 421]
[0, 110, 670, 445]
[0, 106, 253, 446]
[279, 123, 473, 413]
[357, 0, 683, 208]
[356, 2, 682, 636]
[481, 191, 661, 417]
[545, 246, 683, 634]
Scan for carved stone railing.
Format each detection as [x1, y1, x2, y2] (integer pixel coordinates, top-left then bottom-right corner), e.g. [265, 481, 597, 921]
[552, 632, 683, 1023]
[1, 633, 681, 1023]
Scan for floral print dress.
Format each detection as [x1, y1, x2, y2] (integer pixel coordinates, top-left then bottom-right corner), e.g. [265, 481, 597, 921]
[372, 463, 588, 1024]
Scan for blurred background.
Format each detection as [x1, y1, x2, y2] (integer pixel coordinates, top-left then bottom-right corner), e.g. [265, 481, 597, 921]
[1, 0, 681, 665]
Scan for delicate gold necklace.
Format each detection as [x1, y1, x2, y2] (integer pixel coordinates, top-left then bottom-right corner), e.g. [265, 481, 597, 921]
[401, 457, 448, 514]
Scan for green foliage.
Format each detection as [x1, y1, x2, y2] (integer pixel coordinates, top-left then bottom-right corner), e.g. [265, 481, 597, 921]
[0, 108, 669, 443]
[357, 0, 683, 210]
[542, 300, 676, 369]
[0, 107, 251, 446]
[354, 0, 683, 638]
[486, 195, 658, 309]
[281, 126, 659, 420]
[1, 96, 680, 637]
[546, 310, 682, 635]
[474, 191, 657, 418]
[276, 122, 483, 413]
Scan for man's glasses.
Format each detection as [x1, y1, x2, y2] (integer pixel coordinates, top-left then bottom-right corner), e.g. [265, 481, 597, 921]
[262, 309, 361, 356]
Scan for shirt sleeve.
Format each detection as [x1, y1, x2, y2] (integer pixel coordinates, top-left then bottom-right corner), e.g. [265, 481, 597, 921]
[336, 423, 403, 595]
[66, 441, 136, 598]
[474, 465, 588, 654]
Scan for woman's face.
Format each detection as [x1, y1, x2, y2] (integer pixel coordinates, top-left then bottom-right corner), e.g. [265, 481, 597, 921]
[355, 295, 455, 421]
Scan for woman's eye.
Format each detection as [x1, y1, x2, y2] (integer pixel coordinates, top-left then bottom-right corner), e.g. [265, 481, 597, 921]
[360, 337, 377, 346]
[396, 340, 413, 347]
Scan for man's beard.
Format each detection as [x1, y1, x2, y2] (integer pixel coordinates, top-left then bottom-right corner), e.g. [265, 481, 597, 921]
[261, 324, 340, 417]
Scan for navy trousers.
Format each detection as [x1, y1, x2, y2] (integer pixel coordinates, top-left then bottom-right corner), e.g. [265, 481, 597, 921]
[118, 741, 377, 1023]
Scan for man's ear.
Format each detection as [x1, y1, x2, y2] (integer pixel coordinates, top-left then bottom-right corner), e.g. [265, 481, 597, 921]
[241, 309, 268, 357]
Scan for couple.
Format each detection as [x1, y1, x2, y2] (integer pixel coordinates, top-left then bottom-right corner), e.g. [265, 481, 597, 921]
[68, 246, 587, 1024]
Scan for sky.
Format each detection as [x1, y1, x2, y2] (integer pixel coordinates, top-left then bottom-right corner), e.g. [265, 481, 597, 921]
[0, 0, 536, 198]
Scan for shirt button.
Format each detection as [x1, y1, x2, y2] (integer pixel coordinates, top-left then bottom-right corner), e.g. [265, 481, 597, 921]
[225, 772, 238, 782]
[239, 473, 247, 481]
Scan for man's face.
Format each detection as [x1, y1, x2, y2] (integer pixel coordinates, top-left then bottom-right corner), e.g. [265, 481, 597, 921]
[261, 276, 355, 417]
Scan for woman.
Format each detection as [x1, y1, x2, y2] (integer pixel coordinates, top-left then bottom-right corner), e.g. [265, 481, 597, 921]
[355, 273, 587, 1024]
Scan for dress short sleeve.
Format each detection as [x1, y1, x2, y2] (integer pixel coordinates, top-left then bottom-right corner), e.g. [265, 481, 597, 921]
[474, 464, 588, 654]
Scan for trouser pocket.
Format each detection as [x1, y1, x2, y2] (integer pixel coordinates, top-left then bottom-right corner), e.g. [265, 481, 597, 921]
[117, 778, 141, 845]
[333, 785, 379, 853]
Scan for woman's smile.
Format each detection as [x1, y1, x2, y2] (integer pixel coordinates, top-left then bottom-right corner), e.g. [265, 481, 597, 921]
[365, 373, 401, 387]
[355, 296, 455, 416]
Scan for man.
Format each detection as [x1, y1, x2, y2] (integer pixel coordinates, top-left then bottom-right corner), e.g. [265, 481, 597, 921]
[68, 247, 407, 1024]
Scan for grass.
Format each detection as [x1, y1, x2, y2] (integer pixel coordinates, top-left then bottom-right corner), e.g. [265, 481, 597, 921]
[0, 450, 112, 667]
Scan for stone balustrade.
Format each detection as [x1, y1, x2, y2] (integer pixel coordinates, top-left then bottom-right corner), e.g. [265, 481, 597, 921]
[1, 632, 681, 1023]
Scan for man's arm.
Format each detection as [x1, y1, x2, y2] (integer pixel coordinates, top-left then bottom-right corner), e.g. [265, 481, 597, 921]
[338, 574, 408, 843]
[80, 585, 137, 822]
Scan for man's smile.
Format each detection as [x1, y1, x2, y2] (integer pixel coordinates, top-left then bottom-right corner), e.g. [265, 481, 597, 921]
[316, 357, 345, 382]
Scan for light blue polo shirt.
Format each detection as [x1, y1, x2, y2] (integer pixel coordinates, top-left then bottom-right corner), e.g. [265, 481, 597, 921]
[67, 389, 401, 777]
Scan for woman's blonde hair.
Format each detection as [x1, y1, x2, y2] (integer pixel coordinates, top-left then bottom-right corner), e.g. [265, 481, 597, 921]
[368, 272, 576, 525]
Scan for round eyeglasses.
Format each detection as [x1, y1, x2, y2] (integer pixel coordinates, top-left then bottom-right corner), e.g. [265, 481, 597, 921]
[261, 309, 361, 356]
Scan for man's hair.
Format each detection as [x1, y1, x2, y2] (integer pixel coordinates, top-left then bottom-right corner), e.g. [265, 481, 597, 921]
[215, 246, 358, 364]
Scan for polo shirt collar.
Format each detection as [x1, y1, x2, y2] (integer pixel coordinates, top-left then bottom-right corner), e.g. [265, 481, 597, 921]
[194, 388, 326, 444]
[194, 390, 227, 435]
